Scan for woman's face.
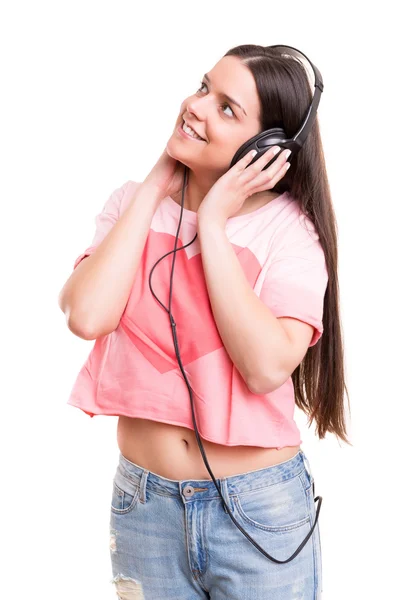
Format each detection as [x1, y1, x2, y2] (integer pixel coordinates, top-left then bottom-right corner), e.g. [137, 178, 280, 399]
[166, 56, 263, 178]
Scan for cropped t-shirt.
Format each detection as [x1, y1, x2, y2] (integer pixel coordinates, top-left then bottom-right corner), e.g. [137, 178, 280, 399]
[66, 180, 328, 449]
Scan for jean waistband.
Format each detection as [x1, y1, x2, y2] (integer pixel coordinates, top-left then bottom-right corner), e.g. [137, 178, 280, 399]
[115, 449, 310, 503]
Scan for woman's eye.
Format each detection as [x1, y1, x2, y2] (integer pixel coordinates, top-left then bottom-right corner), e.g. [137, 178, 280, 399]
[196, 81, 235, 118]
[197, 81, 207, 93]
[221, 103, 234, 118]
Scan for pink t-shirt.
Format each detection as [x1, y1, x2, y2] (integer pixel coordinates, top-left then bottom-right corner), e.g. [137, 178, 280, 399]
[67, 180, 328, 449]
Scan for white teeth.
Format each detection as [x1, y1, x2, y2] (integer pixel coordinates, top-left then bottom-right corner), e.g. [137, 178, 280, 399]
[182, 120, 204, 140]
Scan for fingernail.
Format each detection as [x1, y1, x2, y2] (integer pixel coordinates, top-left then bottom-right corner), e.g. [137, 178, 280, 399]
[272, 146, 280, 155]
[284, 149, 292, 159]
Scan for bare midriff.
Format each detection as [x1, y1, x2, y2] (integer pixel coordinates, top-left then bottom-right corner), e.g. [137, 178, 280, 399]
[117, 416, 301, 480]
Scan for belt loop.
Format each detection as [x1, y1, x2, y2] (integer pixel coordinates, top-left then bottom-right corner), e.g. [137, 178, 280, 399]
[302, 451, 316, 496]
[220, 478, 232, 514]
[304, 453, 312, 476]
[139, 469, 149, 504]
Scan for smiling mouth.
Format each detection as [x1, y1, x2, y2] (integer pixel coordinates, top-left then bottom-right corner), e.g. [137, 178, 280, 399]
[180, 119, 206, 142]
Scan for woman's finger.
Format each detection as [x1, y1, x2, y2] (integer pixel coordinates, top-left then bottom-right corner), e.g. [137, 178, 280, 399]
[255, 146, 288, 173]
[236, 145, 282, 172]
[240, 148, 287, 190]
[252, 160, 291, 194]
[251, 147, 289, 182]
[235, 148, 259, 170]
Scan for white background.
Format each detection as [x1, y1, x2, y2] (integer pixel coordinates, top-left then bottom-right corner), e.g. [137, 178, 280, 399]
[1, 1, 399, 598]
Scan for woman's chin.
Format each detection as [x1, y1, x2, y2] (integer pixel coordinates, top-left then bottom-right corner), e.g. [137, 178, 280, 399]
[166, 136, 228, 175]
[166, 136, 184, 157]
[166, 140, 192, 167]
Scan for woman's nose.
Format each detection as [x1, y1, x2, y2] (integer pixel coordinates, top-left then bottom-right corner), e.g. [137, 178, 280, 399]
[186, 99, 205, 122]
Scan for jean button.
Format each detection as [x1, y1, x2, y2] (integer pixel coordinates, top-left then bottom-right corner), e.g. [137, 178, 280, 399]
[183, 485, 194, 497]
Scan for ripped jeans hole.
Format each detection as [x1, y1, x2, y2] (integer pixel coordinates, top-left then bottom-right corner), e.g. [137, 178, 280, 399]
[111, 574, 145, 599]
[110, 533, 117, 552]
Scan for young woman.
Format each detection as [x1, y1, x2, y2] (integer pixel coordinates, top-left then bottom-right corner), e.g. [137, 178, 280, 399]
[60, 44, 350, 599]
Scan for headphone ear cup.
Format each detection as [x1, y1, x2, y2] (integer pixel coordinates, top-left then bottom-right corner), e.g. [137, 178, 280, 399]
[230, 127, 288, 169]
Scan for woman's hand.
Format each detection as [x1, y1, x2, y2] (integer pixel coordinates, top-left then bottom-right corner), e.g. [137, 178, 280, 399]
[142, 147, 188, 200]
[197, 146, 291, 225]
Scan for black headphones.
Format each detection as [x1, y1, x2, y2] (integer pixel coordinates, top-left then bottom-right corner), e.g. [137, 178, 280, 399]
[148, 45, 323, 564]
[229, 44, 323, 170]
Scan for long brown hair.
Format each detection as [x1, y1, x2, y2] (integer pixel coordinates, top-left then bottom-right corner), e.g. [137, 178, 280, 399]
[224, 44, 351, 445]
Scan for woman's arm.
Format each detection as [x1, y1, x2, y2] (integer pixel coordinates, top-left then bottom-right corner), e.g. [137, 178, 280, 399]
[197, 218, 311, 394]
[58, 182, 162, 339]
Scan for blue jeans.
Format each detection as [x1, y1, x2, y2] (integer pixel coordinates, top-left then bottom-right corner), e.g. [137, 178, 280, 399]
[109, 448, 322, 599]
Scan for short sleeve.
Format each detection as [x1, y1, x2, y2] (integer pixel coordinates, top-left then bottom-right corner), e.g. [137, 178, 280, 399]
[259, 224, 329, 347]
[73, 180, 132, 270]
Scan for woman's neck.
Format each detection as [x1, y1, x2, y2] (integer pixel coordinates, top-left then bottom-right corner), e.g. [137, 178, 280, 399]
[169, 187, 281, 216]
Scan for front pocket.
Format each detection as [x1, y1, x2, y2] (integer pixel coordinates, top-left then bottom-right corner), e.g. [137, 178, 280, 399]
[111, 480, 140, 514]
[233, 474, 310, 532]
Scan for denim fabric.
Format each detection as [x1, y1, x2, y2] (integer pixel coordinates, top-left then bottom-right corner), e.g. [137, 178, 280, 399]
[109, 448, 322, 599]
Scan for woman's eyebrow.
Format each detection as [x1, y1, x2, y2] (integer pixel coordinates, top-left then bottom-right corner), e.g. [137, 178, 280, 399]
[203, 73, 247, 116]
